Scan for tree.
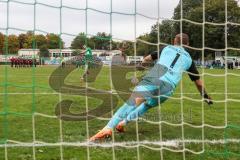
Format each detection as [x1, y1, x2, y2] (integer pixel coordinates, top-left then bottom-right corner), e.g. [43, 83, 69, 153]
[71, 33, 87, 49]
[39, 45, 50, 57]
[133, 0, 240, 59]
[72, 49, 82, 56]
[137, 34, 156, 56]
[0, 32, 4, 54]
[172, 0, 240, 58]
[36, 34, 47, 49]
[71, 32, 113, 50]
[91, 32, 111, 50]
[0, 31, 67, 55]
[122, 41, 134, 56]
[173, 0, 202, 21]
[19, 32, 62, 49]
[111, 41, 121, 50]
[150, 20, 178, 45]
[7, 35, 19, 54]
[227, 0, 240, 50]
[69, 0, 240, 58]
[23, 31, 34, 48]
[46, 33, 64, 49]
[18, 33, 28, 49]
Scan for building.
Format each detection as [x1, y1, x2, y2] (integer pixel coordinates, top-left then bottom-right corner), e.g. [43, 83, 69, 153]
[17, 48, 127, 65]
[93, 50, 122, 57]
[126, 56, 144, 64]
[18, 49, 40, 57]
[106, 50, 122, 56]
[18, 48, 73, 60]
[49, 49, 73, 59]
[215, 51, 240, 68]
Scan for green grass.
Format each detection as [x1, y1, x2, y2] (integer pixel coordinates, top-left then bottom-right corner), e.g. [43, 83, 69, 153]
[0, 65, 240, 160]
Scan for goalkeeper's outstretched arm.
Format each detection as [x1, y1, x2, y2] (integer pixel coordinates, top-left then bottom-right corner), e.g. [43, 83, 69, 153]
[137, 51, 162, 71]
[142, 50, 163, 65]
[194, 79, 213, 105]
[187, 61, 213, 105]
[142, 54, 154, 64]
[136, 54, 154, 71]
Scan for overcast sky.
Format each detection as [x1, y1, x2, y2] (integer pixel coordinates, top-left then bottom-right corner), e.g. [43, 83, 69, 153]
[0, 0, 180, 47]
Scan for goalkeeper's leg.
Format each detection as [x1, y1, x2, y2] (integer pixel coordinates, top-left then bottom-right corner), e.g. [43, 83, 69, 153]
[116, 83, 173, 131]
[115, 98, 158, 132]
[89, 98, 145, 141]
[89, 84, 156, 141]
[89, 80, 173, 141]
[106, 93, 146, 127]
[82, 59, 90, 80]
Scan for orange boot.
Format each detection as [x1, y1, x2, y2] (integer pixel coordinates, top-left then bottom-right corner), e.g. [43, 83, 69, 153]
[89, 128, 112, 142]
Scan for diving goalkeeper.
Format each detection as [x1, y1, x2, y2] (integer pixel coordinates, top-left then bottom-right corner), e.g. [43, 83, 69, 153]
[90, 33, 213, 141]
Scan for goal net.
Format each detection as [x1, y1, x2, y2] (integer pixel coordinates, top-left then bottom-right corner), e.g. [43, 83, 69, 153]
[0, 0, 240, 159]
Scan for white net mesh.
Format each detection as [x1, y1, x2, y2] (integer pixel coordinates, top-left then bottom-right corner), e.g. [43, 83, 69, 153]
[0, 0, 240, 159]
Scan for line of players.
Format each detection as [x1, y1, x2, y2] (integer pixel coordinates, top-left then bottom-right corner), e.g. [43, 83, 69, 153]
[10, 57, 37, 68]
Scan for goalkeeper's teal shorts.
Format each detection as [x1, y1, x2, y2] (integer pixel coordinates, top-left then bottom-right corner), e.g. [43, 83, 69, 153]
[132, 79, 173, 107]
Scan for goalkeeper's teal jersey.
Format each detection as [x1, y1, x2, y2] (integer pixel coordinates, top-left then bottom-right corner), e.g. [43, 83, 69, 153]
[157, 45, 192, 88]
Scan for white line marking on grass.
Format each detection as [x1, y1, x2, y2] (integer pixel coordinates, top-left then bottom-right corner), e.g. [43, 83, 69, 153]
[1, 139, 239, 148]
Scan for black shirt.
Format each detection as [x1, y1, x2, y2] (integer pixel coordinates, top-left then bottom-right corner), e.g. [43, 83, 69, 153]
[187, 61, 200, 81]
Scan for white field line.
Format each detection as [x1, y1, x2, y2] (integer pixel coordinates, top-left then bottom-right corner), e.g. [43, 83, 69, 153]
[0, 139, 239, 148]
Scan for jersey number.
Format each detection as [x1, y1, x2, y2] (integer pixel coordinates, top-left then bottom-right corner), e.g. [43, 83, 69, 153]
[170, 53, 180, 68]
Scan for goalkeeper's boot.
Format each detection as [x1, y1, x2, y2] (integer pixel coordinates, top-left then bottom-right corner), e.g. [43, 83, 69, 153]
[89, 128, 112, 142]
[116, 121, 125, 133]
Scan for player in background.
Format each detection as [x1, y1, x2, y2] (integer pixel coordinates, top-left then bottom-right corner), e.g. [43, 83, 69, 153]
[10, 57, 14, 68]
[61, 56, 65, 68]
[90, 33, 213, 141]
[82, 45, 93, 79]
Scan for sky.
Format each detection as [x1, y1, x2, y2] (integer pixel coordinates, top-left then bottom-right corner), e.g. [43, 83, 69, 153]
[0, 0, 179, 47]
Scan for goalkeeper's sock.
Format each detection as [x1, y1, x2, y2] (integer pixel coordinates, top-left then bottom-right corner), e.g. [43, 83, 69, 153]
[106, 103, 135, 129]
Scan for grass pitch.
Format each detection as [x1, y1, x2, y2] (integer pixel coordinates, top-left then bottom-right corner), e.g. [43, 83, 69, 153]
[0, 65, 240, 160]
